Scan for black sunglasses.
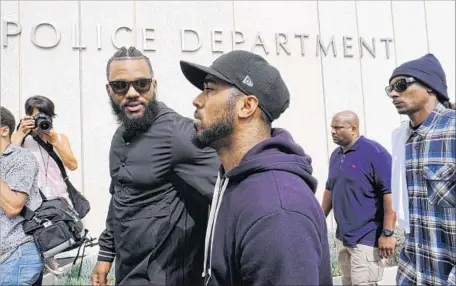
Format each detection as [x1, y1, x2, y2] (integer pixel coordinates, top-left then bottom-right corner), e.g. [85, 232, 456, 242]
[385, 77, 416, 97]
[108, 78, 153, 95]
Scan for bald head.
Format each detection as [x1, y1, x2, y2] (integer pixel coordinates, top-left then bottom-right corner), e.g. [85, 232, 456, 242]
[331, 110, 360, 149]
[333, 110, 360, 131]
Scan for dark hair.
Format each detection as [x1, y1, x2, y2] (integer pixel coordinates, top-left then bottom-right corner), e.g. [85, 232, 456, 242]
[106, 46, 153, 80]
[260, 110, 272, 127]
[25, 95, 56, 118]
[441, 99, 456, 110]
[418, 81, 455, 111]
[0, 106, 16, 136]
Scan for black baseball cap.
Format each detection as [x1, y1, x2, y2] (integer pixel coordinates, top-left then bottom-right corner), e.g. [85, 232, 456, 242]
[180, 50, 290, 122]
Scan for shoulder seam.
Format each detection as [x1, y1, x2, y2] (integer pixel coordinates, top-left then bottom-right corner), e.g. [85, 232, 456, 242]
[239, 208, 320, 247]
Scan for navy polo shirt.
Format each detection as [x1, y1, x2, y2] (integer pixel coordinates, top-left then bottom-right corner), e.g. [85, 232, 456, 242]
[326, 136, 392, 247]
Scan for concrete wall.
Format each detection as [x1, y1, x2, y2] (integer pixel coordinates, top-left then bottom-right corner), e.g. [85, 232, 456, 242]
[1, 1, 455, 237]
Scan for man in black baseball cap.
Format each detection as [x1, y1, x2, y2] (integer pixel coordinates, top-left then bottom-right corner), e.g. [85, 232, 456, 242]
[181, 50, 290, 125]
[180, 50, 332, 286]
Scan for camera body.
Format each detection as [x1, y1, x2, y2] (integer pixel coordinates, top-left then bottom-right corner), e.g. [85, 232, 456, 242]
[34, 113, 53, 133]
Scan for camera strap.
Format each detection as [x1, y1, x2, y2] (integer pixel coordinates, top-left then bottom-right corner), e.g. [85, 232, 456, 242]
[19, 189, 47, 222]
[30, 132, 69, 180]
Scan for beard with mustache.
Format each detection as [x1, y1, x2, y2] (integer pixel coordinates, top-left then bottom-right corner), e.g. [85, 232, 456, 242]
[191, 97, 236, 150]
[109, 94, 160, 133]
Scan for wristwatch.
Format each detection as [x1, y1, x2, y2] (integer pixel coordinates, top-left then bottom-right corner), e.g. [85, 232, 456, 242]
[382, 229, 395, 237]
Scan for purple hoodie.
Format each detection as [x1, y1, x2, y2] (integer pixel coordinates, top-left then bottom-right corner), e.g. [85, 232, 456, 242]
[203, 128, 332, 286]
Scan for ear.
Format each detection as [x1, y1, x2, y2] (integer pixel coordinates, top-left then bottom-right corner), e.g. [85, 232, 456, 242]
[0, 126, 10, 137]
[350, 125, 357, 135]
[238, 95, 260, 119]
[152, 79, 158, 93]
[106, 84, 111, 96]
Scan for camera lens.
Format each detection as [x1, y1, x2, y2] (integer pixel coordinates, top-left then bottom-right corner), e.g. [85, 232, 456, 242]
[35, 113, 52, 132]
[40, 122, 50, 131]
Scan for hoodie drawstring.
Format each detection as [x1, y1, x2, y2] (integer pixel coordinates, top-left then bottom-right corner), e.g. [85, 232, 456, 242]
[202, 173, 229, 284]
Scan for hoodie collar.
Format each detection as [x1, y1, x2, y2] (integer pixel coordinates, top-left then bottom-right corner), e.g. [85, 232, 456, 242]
[222, 128, 317, 192]
[224, 128, 292, 178]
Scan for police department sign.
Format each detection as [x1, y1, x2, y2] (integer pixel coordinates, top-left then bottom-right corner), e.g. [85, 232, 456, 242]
[1, 20, 394, 59]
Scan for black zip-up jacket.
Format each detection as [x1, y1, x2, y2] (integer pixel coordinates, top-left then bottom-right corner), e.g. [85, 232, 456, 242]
[98, 102, 219, 285]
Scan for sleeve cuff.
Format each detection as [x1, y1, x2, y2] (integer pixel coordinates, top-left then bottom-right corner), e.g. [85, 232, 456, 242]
[98, 247, 116, 262]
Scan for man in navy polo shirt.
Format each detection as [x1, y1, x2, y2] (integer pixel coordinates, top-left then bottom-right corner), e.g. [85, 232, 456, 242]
[322, 110, 396, 285]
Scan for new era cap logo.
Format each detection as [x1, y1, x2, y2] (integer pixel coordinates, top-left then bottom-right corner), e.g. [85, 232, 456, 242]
[242, 75, 253, 87]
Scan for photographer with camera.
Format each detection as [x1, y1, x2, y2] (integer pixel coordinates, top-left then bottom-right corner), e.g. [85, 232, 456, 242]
[11, 95, 78, 276]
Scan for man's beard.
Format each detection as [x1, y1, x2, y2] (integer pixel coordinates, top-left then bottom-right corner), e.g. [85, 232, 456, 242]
[109, 96, 160, 132]
[395, 104, 419, 115]
[191, 100, 236, 150]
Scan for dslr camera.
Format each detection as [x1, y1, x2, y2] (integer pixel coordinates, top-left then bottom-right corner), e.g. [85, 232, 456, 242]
[34, 113, 53, 133]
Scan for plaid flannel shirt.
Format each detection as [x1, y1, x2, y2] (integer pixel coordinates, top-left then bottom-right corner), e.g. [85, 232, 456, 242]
[397, 103, 456, 285]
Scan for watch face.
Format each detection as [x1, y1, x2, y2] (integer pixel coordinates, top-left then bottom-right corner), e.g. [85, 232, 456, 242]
[383, 229, 394, 236]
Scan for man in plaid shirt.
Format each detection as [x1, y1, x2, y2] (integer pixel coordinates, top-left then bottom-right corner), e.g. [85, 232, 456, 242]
[386, 54, 456, 285]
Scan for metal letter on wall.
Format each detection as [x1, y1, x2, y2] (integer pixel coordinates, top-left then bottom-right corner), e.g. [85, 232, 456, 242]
[211, 30, 223, 53]
[343, 36, 354, 58]
[360, 37, 376, 58]
[275, 33, 291, 55]
[31, 22, 61, 49]
[2, 20, 22, 47]
[295, 33, 309, 56]
[181, 29, 202, 52]
[380, 38, 393, 59]
[232, 31, 244, 49]
[316, 35, 337, 57]
[251, 32, 269, 55]
[97, 24, 102, 50]
[72, 24, 86, 50]
[112, 26, 132, 49]
[143, 28, 155, 52]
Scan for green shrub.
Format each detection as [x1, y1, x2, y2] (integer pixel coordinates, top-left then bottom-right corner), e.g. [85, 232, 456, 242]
[384, 228, 406, 267]
[53, 257, 115, 285]
[328, 231, 343, 277]
[328, 228, 405, 277]
[55, 229, 406, 281]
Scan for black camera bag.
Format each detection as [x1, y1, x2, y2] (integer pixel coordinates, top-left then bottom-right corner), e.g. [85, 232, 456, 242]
[20, 196, 87, 258]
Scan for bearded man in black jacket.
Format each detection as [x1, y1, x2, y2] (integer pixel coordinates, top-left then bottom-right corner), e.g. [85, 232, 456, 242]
[90, 46, 219, 286]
